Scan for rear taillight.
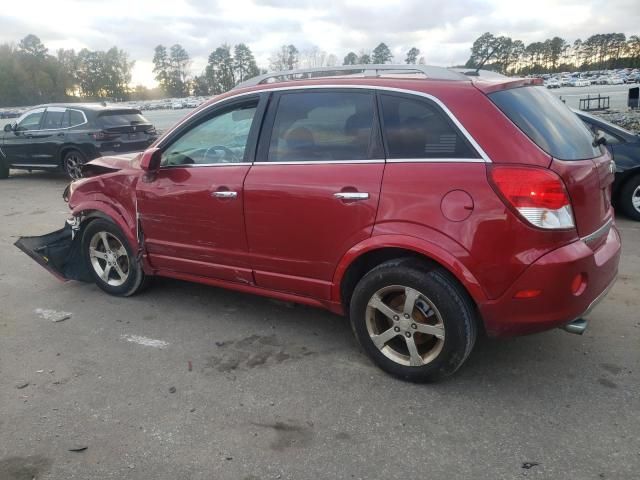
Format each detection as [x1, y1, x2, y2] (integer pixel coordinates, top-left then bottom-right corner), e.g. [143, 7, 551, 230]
[90, 131, 119, 141]
[489, 166, 575, 230]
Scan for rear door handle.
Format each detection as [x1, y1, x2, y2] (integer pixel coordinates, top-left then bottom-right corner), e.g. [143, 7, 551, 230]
[334, 192, 369, 200]
[212, 191, 238, 199]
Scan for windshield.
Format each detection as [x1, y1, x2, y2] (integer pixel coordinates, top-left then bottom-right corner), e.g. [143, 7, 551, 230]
[489, 86, 600, 161]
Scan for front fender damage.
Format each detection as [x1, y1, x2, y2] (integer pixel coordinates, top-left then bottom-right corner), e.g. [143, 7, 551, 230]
[14, 217, 92, 282]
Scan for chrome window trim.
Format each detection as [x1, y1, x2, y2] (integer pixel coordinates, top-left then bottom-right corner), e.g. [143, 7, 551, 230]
[580, 217, 613, 243]
[8, 163, 59, 168]
[160, 84, 492, 163]
[387, 158, 486, 163]
[253, 159, 386, 165]
[161, 162, 253, 169]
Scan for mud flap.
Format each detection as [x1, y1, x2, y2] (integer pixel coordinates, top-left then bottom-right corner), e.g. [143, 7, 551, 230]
[14, 223, 92, 282]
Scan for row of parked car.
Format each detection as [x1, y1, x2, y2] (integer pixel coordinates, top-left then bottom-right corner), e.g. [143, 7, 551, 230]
[137, 97, 206, 111]
[543, 68, 640, 88]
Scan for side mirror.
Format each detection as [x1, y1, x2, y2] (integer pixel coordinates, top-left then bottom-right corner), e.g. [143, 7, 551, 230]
[140, 147, 162, 173]
[4, 123, 14, 132]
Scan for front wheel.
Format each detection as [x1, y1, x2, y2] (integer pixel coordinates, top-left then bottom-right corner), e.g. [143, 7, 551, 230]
[619, 175, 640, 221]
[350, 260, 477, 382]
[82, 219, 146, 296]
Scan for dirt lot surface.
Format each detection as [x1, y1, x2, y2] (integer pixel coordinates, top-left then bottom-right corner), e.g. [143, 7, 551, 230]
[1, 170, 638, 479]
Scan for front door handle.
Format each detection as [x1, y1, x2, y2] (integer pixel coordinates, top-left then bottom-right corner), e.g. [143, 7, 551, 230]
[212, 190, 238, 199]
[334, 192, 369, 200]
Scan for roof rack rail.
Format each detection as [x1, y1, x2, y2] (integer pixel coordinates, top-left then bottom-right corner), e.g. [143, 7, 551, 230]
[234, 64, 468, 89]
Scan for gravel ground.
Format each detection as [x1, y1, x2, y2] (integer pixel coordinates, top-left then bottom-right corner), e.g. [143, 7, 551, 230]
[0, 170, 639, 480]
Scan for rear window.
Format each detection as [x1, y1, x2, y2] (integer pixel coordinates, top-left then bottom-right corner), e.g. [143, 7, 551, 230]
[98, 110, 149, 128]
[489, 86, 600, 161]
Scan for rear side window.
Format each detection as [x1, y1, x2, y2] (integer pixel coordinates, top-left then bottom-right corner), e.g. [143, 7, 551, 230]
[98, 111, 149, 128]
[268, 91, 374, 162]
[489, 86, 600, 160]
[380, 94, 478, 159]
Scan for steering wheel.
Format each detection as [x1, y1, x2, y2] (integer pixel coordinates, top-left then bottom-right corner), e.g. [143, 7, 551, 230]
[203, 145, 236, 163]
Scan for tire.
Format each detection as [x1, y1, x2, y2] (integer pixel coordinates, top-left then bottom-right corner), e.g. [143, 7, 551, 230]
[82, 219, 146, 296]
[62, 149, 86, 180]
[349, 260, 477, 382]
[0, 156, 9, 179]
[619, 175, 640, 221]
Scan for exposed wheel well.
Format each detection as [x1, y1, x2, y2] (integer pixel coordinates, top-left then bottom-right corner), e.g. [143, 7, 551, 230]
[340, 247, 483, 333]
[340, 248, 440, 310]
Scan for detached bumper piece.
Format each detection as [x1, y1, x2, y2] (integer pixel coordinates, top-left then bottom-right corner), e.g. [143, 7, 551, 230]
[14, 223, 91, 282]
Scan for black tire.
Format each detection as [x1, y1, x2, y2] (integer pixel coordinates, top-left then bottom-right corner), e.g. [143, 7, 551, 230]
[82, 219, 146, 296]
[0, 156, 9, 179]
[62, 150, 86, 180]
[619, 175, 640, 221]
[349, 260, 477, 382]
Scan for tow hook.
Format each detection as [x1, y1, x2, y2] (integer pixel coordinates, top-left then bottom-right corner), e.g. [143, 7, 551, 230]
[562, 318, 588, 335]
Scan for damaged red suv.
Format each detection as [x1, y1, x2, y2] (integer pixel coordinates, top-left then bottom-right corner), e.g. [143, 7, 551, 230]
[17, 65, 621, 382]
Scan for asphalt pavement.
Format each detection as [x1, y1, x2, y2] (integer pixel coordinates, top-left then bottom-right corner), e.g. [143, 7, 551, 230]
[0, 170, 638, 480]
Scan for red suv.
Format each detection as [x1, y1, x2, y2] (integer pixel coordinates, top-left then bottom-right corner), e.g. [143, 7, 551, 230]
[17, 65, 621, 382]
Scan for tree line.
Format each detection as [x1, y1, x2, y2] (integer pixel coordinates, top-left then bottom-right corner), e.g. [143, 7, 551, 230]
[0, 34, 133, 107]
[466, 32, 640, 74]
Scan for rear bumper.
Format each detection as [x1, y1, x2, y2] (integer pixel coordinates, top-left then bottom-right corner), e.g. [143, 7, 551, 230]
[479, 225, 621, 337]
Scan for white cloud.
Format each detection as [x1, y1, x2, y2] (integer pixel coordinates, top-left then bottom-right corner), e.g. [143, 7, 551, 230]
[0, 0, 638, 86]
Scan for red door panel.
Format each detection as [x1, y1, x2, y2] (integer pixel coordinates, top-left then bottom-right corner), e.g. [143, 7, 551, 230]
[244, 163, 384, 298]
[136, 165, 253, 283]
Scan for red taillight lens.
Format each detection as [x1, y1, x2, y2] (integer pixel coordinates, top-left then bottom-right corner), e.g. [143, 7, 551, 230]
[489, 166, 575, 230]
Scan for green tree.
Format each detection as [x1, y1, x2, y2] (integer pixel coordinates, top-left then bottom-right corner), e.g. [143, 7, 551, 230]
[18, 34, 48, 59]
[233, 43, 259, 83]
[343, 51, 358, 65]
[152, 45, 170, 93]
[405, 47, 420, 64]
[206, 44, 234, 94]
[168, 44, 190, 97]
[372, 43, 393, 64]
[359, 53, 371, 64]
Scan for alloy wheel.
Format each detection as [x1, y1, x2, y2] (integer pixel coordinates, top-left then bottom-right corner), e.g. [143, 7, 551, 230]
[633, 185, 640, 214]
[365, 285, 445, 367]
[64, 153, 83, 179]
[88, 231, 130, 287]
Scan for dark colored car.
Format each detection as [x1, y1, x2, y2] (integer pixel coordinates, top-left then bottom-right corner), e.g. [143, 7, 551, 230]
[0, 104, 157, 179]
[16, 65, 620, 382]
[575, 109, 640, 221]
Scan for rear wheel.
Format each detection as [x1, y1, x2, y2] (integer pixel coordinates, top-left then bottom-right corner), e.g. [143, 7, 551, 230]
[62, 150, 86, 180]
[619, 175, 640, 221]
[349, 260, 477, 382]
[82, 219, 146, 296]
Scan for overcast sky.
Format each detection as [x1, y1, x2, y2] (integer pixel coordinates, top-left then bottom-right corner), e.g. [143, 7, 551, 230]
[1, 0, 638, 86]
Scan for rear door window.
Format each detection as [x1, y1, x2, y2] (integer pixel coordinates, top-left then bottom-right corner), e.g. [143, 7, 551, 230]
[379, 94, 479, 159]
[489, 86, 600, 160]
[267, 91, 375, 162]
[42, 110, 65, 129]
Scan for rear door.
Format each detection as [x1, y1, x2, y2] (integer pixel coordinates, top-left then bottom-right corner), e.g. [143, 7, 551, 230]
[136, 96, 265, 282]
[489, 86, 614, 239]
[244, 89, 384, 299]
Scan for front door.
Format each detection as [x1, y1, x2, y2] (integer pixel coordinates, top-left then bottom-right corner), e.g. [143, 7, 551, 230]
[137, 96, 264, 283]
[3, 108, 45, 165]
[244, 89, 385, 299]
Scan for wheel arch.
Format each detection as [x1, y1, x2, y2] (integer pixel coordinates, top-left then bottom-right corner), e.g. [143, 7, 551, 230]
[332, 235, 488, 313]
[71, 201, 138, 253]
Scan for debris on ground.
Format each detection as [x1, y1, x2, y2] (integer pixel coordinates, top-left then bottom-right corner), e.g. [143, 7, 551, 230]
[169, 386, 176, 394]
[522, 462, 540, 469]
[35, 308, 72, 323]
[188, 361, 192, 372]
[16, 382, 30, 389]
[121, 334, 169, 348]
[68, 446, 88, 452]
